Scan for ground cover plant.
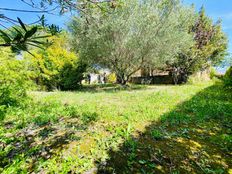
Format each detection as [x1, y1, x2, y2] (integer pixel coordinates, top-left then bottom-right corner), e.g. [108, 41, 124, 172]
[0, 81, 231, 173]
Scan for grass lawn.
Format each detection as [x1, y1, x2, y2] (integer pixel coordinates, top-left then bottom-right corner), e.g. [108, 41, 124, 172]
[0, 82, 231, 173]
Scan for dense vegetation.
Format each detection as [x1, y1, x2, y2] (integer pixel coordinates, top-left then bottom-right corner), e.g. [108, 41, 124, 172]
[174, 7, 228, 83]
[0, 48, 30, 120]
[0, 0, 231, 173]
[24, 34, 86, 91]
[223, 66, 232, 88]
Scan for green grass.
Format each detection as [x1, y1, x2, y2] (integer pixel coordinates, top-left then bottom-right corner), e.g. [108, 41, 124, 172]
[0, 82, 231, 173]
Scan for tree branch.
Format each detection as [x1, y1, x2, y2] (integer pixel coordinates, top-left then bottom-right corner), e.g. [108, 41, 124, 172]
[0, 7, 59, 14]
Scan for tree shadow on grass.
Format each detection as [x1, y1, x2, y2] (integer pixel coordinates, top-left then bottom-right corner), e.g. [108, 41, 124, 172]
[0, 112, 98, 172]
[79, 84, 148, 93]
[97, 84, 232, 174]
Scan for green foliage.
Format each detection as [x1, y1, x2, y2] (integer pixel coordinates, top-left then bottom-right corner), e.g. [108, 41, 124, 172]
[210, 67, 217, 79]
[31, 103, 81, 126]
[0, 48, 29, 120]
[0, 106, 6, 121]
[81, 112, 98, 124]
[0, 18, 48, 53]
[33, 113, 58, 126]
[59, 62, 87, 90]
[0, 16, 63, 54]
[24, 33, 86, 91]
[150, 129, 163, 140]
[223, 66, 232, 88]
[174, 7, 228, 82]
[69, 0, 195, 84]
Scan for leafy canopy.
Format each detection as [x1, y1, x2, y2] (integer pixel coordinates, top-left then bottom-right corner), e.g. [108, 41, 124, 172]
[175, 7, 228, 75]
[69, 0, 195, 84]
[24, 33, 85, 90]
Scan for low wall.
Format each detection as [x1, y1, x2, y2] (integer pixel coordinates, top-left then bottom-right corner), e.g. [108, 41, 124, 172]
[130, 75, 173, 84]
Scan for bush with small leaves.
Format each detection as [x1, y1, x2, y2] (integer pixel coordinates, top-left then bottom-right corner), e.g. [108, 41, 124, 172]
[223, 66, 232, 88]
[0, 48, 29, 120]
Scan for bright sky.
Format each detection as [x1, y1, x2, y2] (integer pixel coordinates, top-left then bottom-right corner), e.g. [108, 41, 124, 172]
[0, 0, 72, 28]
[1, 0, 232, 54]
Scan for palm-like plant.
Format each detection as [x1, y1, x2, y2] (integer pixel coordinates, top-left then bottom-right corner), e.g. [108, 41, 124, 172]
[0, 18, 61, 54]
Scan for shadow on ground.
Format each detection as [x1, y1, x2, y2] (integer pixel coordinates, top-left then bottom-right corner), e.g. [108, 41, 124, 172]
[79, 84, 148, 93]
[0, 112, 98, 172]
[97, 84, 232, 173]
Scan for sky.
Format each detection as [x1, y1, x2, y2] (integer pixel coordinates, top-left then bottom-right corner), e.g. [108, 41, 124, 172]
[0, 0, 73, 28]
[0, 0, 231, 71]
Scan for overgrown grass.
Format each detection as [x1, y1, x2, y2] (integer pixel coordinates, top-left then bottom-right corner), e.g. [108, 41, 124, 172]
[0, 82, 231, 173]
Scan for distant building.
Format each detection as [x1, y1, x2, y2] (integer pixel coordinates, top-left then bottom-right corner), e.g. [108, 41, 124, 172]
[130, 68, 173, 84]
[89, 69, 110, 84]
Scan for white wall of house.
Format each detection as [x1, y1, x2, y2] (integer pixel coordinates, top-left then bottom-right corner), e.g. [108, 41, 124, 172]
[89, 69, 111, 84]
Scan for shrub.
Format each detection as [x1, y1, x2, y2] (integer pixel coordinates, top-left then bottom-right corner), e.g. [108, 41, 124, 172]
[0, 81, 27, 107]
[210, 67, 217, 79]
[0, 105, 6, 121]
[0, 49, 29, 120]
[24, 34, 86, 91]
[223, 66, 232, 88]
[107, 73, 117, 83]
[59, 62, 86, 90]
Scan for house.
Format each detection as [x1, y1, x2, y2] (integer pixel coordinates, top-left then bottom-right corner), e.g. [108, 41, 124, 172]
[87, 69, 111, 84]
[130, 68, 174, 84]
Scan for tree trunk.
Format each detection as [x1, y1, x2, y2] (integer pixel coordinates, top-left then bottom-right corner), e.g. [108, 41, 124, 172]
[116, 73, 127, 85]
[116, 74, 122, 84]
[121, 79, 127, 85]
[172, 67, 179, 85]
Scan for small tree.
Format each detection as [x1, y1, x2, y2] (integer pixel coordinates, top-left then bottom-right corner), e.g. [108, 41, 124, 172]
[173, 7, 228, 83]
[69, 0, 195, 84]
[24, 33, 86, 91]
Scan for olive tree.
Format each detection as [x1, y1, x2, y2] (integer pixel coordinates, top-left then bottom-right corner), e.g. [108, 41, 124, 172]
[69, 0, 195, 84]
